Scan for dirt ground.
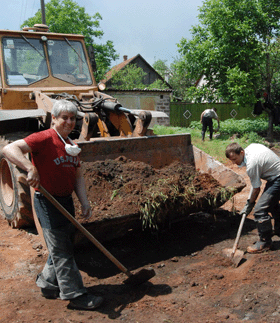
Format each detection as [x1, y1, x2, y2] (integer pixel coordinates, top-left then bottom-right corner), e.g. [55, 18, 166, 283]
[1, 154, 280, 322]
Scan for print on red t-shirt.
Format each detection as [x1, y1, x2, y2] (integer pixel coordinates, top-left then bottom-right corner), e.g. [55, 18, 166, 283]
[24, 129, 80, 196]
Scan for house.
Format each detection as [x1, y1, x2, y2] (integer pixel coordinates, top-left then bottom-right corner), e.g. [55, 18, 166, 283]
[103, 54, 172, 89]
[102, 55, 172, 127]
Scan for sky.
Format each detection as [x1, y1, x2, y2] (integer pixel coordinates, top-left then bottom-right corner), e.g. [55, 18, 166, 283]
[0, 0, 204, 67]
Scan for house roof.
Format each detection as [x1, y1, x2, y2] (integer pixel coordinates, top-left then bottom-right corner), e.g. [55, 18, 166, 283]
[102, 54, 172, 89]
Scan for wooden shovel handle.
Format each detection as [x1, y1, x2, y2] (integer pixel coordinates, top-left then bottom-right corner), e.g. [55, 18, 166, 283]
[38, 185, 132, 277]
[231, 213, 247, 255]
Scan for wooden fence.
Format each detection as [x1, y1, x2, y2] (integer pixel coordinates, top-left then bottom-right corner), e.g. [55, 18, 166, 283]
[170, 102, 256, 127]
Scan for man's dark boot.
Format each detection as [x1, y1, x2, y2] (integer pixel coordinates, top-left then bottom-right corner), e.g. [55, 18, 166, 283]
[247, 239, 272, 253]
[247, 221, 272, 253]
[273, 217, 280, 236]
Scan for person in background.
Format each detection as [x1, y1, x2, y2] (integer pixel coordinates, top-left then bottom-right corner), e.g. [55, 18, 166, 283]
[200, 107, 220, 141]
[2, 99, 103, 310]
[225, 142, 280, 253]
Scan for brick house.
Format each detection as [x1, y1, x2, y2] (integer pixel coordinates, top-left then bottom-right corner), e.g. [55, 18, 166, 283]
[102, 54, 172, 126]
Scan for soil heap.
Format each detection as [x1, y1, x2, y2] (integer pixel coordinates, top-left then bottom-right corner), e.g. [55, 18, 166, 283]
[75, 157, 235, 232]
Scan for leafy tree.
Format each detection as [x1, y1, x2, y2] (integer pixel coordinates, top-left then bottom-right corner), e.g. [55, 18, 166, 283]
[153, 59, 170, 78]
[111, 64, 169, 90]
[21, 0, 118, 81]
[153, 58, 196, 101]
[110, 64, 147, 90]
[168, 58, 196, 102]
[147, 79, 169, 90]
[177, 0, 280, 138]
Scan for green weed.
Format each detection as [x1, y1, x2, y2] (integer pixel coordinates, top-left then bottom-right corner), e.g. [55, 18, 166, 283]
[110, 189, 119, 200]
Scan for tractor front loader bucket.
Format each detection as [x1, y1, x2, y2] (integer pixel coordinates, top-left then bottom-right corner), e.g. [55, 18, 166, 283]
[74, 133, 246, 243]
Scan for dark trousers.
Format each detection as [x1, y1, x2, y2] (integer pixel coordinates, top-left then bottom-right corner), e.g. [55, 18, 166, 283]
[254, 176, 280, 241]
[34, 192, 86, 300]
[202, 116, 213, 140]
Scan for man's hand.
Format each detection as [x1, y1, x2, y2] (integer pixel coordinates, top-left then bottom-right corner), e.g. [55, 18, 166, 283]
[81, 203, 92, 221]
[241, 200, 255, 216]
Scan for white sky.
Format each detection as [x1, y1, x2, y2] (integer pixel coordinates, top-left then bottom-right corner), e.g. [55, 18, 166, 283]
[0, 0, 204, 67]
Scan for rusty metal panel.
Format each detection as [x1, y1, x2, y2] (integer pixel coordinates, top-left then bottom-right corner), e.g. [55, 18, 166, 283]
[78, 133, 192, 169]
[192, 145, 246, 190]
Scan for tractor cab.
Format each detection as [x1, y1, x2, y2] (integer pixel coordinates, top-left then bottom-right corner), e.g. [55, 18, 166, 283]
[2, 24, 93, 87]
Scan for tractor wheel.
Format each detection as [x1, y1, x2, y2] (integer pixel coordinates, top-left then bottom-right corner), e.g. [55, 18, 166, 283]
[0, 142, 34, 228]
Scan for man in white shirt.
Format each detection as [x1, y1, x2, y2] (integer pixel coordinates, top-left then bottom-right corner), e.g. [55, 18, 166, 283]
[225, 142, 280, 253]
[200, 108, 220, 141]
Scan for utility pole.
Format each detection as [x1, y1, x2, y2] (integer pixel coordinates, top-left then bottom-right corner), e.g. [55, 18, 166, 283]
[40, 0, 46, 24]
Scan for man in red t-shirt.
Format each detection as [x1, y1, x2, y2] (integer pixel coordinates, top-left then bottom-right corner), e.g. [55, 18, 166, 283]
[3, 99, 103, 311]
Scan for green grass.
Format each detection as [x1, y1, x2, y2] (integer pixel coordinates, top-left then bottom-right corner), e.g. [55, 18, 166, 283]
[153, 119, 280, 164]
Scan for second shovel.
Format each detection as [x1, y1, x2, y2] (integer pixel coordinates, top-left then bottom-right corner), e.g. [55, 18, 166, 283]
[222, 213, 246, 267]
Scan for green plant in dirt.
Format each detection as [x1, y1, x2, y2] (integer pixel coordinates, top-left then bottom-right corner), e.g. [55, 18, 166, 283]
[182, 185, 197, 205]
[219, 187, 235, 204]
[110, 189, 119, 200]
[140, 201, 158, 230]
[140, 192, 168, 230]
[140, 178, 177, 230]
[212, 187, 235, 207]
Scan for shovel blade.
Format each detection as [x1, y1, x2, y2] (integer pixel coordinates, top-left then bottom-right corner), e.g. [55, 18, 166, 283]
[123, 267, 156, 286]
[222, 248, 244, 267]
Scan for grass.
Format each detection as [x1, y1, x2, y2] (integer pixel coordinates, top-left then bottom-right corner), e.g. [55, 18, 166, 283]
[153, 120, 280, 164]
[153, 125, 240, 163]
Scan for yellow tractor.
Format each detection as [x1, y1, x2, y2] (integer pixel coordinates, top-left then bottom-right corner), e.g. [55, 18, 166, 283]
[0, 24, 245, 235]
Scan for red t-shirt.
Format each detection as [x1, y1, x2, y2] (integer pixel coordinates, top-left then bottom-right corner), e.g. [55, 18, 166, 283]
[24, 128, 80, 196]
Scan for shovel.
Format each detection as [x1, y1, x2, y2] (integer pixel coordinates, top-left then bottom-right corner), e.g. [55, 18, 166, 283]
[38, 185, 156, 285]
[222, 212, 246, 267]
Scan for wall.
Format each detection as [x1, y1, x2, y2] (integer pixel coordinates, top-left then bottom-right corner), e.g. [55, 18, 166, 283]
[105, 90, 171, 127]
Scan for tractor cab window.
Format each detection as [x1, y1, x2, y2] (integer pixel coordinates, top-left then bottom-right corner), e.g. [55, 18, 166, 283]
[3, 37, 47, 85]
[47, 39, 92, 85]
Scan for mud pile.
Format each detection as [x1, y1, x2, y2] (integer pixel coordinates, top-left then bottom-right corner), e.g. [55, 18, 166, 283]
[76, 156, 235, 230]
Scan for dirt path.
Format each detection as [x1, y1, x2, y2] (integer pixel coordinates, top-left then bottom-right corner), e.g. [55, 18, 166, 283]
[1, 163, 280, 323]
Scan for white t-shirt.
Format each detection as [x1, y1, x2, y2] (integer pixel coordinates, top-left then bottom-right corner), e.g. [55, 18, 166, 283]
[203, 109, 218, 119]
[245, 143, 280, 188]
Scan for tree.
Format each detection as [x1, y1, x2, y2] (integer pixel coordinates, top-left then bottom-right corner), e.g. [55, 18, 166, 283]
[153, 59, 170, 79]
[110, 64, 169, 90]
[177, 0, 280, 138]
[21, 0, 118, 81]
[168, 58, 196, 102]
[153, 59, 195, 101]
[110, 64, 146, 90]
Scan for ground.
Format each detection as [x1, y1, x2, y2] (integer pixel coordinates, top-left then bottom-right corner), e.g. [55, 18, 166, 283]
[1, 155, 280, 323]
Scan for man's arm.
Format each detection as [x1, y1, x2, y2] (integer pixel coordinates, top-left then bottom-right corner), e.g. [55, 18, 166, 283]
[249, 187, 261, 204]
[3, 140, 40, 188]
[217, 117, 220, 127]
[241, 187, 260, 216]
[200, 111, 205, 123]
[74, 167, 91, 220]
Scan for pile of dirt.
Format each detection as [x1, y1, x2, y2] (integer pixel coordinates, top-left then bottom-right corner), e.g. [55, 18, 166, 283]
[76, 157, 235, 230]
